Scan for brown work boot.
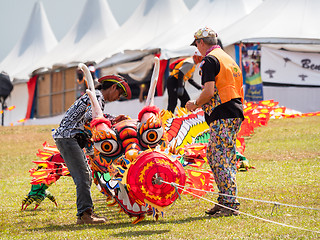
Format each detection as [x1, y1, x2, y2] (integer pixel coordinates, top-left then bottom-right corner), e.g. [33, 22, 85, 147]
[205, 204, 223, 215]
[76, 216, 83, 224]
[77, 208, 106, 224]
[210, 207, 240, 218]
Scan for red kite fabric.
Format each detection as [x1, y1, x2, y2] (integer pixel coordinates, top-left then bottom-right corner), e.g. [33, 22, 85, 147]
[25, 75, 38, 119]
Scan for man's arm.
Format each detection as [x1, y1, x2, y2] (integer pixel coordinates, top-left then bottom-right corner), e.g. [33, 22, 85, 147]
[188, 78, 202, 90]
[186, 81, 215, 111]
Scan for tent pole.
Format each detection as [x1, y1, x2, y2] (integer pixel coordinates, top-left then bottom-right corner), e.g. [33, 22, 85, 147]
[239, 42, 243, 72]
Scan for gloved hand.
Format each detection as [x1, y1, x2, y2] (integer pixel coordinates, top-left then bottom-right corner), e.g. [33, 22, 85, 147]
[177, 87, 184, 96]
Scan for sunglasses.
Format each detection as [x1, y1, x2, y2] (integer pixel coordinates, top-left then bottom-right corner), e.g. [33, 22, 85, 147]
[195, 39, 202, 47]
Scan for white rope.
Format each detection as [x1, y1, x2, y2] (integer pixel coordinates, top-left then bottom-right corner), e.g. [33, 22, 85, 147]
[161, 180, 320, 234]
[166, 180, 320, 211]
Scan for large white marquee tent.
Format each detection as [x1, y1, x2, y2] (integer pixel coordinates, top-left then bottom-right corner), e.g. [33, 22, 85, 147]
[0, 1, 58, 126]
[95, 0, 263, 69]
[31, 0, 120, 76]
[0, 1, 57, 82]
[144, 0, 263, 59]
[72, 0, 190, 64]
[1, 0, 120, 126]
[1, 0, 191, 125]
[90, 0, 264, 119]
[2, 0, 320, 125]
[219, 0, 320, 46]
[219, 0, 320, 113]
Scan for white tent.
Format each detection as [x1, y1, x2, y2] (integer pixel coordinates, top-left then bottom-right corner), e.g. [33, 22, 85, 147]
[31, 0, 119, 74]
[3, 0, 190, 126]
[219, 0, 320, 46]
[0, 1, 58, 82]
[72, 0, 189, 65]
[93, 0, 263, 118]
[78, 0, 190, 92]
[1, 1, 58, 126]
[3, 0, 120, 126]
[143, 0, 263, 59]
[218, 0, 320, 113]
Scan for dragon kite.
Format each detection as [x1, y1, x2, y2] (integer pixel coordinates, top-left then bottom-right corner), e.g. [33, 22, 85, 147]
[21, 58, 249, 224]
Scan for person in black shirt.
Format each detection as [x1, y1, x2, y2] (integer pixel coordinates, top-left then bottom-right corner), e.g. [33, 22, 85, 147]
[166, 51, 203, 113]
[186, 27, 244, 218]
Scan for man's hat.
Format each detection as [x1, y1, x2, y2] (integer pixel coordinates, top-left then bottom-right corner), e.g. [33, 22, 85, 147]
[191, 27, 217, 46]
[98, 75, 132, 99]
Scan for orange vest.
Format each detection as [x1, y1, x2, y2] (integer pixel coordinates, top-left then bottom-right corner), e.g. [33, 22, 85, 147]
[208, 48, 244, 103]
[170, 57, 195, 82]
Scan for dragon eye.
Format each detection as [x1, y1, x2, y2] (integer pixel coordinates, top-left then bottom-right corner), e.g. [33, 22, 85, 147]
[94, 139, 120, 156]
[140, 128, 163, 148]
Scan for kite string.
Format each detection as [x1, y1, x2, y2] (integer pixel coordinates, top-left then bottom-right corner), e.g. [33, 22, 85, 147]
[166, 180, 320, 211]
[33, 165, 319, 210]
[164, 181, 320, 234]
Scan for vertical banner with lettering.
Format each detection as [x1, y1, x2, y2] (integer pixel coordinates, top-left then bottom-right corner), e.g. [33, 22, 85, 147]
[245, 72, 264, 102]
[261, 47, 320, 86]
[242, 44, 263, 102]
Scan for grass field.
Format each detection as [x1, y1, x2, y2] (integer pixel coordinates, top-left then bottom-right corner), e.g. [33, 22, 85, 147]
[0, 116, 319, 239]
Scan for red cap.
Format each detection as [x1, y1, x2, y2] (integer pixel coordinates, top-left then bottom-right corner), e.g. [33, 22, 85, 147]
[98, 75, 132, 99]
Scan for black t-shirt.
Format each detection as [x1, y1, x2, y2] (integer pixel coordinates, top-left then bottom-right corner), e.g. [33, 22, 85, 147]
[201, 55, 244, 124]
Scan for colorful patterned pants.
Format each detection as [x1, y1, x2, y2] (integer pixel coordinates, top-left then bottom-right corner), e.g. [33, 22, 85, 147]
[207, 118, 242, 209]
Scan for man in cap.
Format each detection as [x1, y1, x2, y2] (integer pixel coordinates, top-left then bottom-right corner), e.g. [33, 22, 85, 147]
[53, 74, 131, 224]
[186, 27, 244, 217]
[166, 51, 203, 113]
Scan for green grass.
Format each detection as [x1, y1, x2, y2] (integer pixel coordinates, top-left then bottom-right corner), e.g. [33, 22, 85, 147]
[0, 117, 319, 239]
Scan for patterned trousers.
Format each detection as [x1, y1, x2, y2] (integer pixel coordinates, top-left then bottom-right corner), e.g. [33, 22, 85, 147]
[207, 118, 242, 209]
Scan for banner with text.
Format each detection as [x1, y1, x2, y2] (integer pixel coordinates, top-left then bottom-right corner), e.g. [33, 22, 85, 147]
[245, 73, 264, 102]
[261, 47, 320, 86]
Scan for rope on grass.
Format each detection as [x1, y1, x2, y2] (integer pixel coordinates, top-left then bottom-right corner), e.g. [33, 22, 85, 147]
[161, 180, 320, 234]
[166, 181, 320, 211]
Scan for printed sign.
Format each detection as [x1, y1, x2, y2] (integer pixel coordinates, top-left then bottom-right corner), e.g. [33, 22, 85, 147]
[261, 47, 320, 86]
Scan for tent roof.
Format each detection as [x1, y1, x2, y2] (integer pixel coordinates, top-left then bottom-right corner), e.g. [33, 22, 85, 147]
[73, 0, 189, 64]
[144, 0, 263, 59]
[0, 1, 58, 82]
[219, 0, 320, 46]
[31, 0, 119, 75]
[95, 49, 156, 69]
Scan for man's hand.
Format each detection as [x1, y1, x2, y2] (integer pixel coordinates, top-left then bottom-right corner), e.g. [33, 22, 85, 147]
[186, 100, 198, 112]
[113, 115, 129, 124]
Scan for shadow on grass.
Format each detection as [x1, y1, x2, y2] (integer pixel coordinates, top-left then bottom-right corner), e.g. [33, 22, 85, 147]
[110, 229, 170, 238]
[24, 215, 207, 233]
[158, 215, 210, 224]
[26, 221, 134, 232]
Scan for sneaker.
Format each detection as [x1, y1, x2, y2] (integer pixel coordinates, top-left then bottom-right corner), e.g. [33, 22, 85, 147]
[210, 208, 240, 218]
[77, 208, 107, 224]
[205, 204, 223, 215]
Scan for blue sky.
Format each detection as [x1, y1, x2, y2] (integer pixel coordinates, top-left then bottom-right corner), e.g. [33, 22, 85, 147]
[0, 0, 197, 62]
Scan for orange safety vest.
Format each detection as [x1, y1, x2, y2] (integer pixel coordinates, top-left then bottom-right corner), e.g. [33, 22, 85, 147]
[170, 57, 195, 82]
[208, 48, 244, 103]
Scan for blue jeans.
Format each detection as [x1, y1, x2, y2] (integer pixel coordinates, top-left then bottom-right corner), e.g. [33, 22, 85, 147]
[55, 138, 93, 216]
